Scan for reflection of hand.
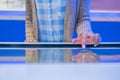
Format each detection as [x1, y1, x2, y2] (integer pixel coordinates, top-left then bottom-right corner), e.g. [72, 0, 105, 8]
[72, 50, 99, 63]
[24, 39, 38, 63]
[72, 32, 101, 48]
[26, 49, 38, 63]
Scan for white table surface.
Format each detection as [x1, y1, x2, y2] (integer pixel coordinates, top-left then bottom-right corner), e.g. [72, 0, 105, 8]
[0, 63, 120, 80]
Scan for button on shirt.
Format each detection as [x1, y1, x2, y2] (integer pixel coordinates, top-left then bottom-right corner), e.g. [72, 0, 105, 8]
[35, 0, 66, 42]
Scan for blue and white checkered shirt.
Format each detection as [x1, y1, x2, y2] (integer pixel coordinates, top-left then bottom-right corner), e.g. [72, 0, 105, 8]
[35, 0, 66, 42]
[35, 0, 67, 63]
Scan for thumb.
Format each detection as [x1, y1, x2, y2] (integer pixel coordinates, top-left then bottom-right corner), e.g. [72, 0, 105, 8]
[72, 38, 79, 43]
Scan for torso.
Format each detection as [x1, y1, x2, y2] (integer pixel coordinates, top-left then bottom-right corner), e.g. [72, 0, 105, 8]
[35, 0, 67, 42]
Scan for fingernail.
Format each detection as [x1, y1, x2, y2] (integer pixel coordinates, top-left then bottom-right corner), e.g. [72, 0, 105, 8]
[83, 45, 86, 48]
[94, 45, 98, 47]
[94, 45, 96, 47]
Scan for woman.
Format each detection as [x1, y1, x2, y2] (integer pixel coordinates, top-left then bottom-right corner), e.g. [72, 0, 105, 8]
[25, 0, 101, 63]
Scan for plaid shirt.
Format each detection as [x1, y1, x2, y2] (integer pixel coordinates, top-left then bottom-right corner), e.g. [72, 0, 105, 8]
[35, 0, 66, 42]
[35, 0, 66, 63]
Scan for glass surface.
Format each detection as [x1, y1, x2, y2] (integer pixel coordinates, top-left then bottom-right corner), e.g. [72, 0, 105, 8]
[0, 42, 120, 80]
[0, 42, 120, 63]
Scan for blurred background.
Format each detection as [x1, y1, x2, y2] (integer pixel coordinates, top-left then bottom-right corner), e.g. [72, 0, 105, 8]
[0, 0, 120, 42]
[0, 0, 120, 62]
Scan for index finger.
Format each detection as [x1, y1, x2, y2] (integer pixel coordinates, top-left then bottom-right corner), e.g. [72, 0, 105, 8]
[81, 32, 87, 48]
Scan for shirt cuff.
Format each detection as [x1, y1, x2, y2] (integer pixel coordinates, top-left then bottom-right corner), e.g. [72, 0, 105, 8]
[76, 20, 93, 36]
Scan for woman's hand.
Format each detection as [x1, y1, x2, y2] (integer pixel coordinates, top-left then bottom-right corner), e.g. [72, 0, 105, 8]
[25, 39, 38, 63]
[72, 32, 101, 48]
[25, 39, 37, 42]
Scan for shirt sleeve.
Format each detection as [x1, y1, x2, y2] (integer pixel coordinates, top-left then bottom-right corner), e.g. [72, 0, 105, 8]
[26, 0, 36, 40]
[76, 0, 93, 36]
